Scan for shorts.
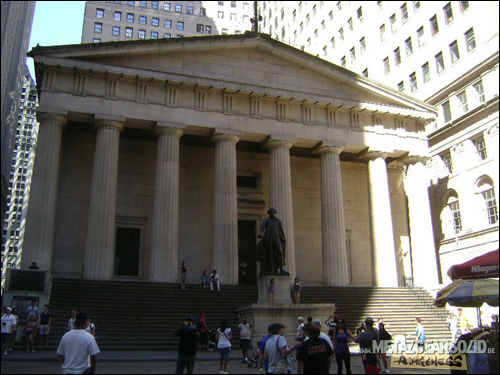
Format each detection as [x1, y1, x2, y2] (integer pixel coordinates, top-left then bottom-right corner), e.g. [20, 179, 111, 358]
[218, 346, 231, 361]
[1, 333, 11, 343]
[240, 338, 251, 352]
[200, 331, 208, 344]
[39, 325, 50, 336]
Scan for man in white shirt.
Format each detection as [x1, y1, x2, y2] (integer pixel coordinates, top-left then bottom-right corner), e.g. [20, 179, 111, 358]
[57, 311, 100, 374]
[2, 307, 17, 355]
[238, 317, 253, 363]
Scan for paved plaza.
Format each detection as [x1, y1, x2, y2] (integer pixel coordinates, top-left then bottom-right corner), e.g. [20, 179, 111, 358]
[1, 349, 451, 374]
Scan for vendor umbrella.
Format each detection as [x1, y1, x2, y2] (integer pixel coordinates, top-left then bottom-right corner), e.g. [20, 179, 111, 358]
[435, 278, 499, 308]
[447, 249, 499, 280]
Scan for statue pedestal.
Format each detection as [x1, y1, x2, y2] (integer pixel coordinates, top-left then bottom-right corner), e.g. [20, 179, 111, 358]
[258, 274, 292, 304]
[236, 303, 336, 349]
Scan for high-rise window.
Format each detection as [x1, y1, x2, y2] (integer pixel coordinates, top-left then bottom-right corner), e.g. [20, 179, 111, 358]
[430, 15, 439, 36]
[165, 20, 172, 28]
[473, 80, 485, 103]
[151, 31, 158, 39]
[409, 72, 417, 91]
[175, 4, 182, 13]
[197, 24, 204, 33]
[443, 3, 454, 24]
[206, 26, 212, 34]
[94, 23, 103, 33]
[350, 47, 356, 63]
[152, 17, 159, 27]
[442, 151, 453, 173]
[417, 26, 425, 46]
[422, 62, 430, 83]
[177, 21, 184, 30]
[139, 16, 147, 25]
[448, 199, 462, 233]
[138, 29, 146, 39]
[127, 13, 134, 23]
[465, 28, 476, 52]
[450, 40, 460, 63]
[187, 6, 194, 15]
[398, 81, 405, 92]
[164, 3, 171, 11]
[383, 57, 390, 74]
[457, 91, 468, 113]
[152, 1, 159, 10]
[114, 12, 122, 21]
[394, 47, 401, 66]
[405, 37, 413, 56]
[482, 188, 498, 224]
[442, 101, 452, 122]
[125, 27, 133, 38]
[473, 135, 487, 161]
[359, 37, 366, 54]
[390, 14, 397, 33]
[435, 52, 445, 73]
[357, 6, 363, 22]
[401, 3, 408, 23]
[459, 1, 469, 12]
[112, 26, 120, 36]
[96, 8, 104, 19]
[380, 24, 386, 41]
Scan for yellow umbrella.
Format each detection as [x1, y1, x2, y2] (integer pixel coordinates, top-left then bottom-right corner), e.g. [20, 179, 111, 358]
[435, 278, 499, 308]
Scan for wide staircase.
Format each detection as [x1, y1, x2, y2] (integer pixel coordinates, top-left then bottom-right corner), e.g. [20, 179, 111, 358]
[297, 286, 451, 343]
[46, 278, 450, 351]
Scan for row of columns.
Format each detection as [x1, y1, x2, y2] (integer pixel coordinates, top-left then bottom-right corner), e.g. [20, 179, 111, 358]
[23, 112, 438, 288]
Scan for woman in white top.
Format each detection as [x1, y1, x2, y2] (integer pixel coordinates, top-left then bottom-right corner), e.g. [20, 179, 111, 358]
[216, 320, 232, 374]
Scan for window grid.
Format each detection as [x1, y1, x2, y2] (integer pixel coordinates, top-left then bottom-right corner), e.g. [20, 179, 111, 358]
[474, 136, 487, 161]
[482, 189, 499, 225]
[449, 200, 462, 233]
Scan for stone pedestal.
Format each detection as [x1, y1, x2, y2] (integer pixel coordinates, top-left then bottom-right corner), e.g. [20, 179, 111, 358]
[236, 303, 336, 349]
[258, 275, 292, 304]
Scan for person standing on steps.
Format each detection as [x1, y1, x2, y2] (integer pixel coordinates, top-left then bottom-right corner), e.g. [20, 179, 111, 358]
[177, 261, 188, 290]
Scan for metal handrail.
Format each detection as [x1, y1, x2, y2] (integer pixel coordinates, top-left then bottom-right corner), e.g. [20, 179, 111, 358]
[404, 277, 448, 320]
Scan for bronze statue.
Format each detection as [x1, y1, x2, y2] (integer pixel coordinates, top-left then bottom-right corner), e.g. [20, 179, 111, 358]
[257, 208, 289, 276]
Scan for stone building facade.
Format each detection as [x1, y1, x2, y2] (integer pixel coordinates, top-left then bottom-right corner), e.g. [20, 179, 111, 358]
[25, 33, 439, 288]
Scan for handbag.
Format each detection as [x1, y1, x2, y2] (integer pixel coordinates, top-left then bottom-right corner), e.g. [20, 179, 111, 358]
[273, 336, 288, 374]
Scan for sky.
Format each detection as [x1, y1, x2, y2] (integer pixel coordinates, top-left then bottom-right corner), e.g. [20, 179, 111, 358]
[27, 1, 86, 81]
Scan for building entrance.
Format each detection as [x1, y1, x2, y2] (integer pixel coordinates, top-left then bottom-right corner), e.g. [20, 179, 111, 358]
[238, 220, 257, 285]
[114, 227, 140, 276]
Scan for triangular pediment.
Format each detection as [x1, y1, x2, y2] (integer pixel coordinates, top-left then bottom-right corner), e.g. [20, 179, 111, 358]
[30, 33, 435, 116]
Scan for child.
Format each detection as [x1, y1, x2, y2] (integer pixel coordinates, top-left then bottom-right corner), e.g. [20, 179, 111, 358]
[24, 315, 37, 352]
[201, 270, 210, 288]
[268, 278, 275, 304]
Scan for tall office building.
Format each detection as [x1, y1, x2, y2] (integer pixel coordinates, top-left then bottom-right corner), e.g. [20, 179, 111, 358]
[1, 68, 39, 289]
[262, 1, 499, 284]
[1, 1, 36, 238]
[81, 1, 254, 43]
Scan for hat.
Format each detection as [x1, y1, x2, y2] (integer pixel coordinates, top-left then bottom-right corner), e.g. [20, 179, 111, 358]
[298, 317, 304, 321]
[5, 307, 12, 312]
[365, 317, 374, 325]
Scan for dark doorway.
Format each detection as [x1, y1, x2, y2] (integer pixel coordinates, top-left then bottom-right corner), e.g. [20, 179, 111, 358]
[114, 227, 140, 276]
[238, 220, 257, 285]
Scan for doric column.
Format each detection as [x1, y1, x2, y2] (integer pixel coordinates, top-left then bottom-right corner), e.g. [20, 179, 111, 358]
[211, 132, 239, 285]
[264, 138, 296, 279]
[149, 125, 183, 283]
[365, 152, 399, 287]
[22, 112, 67, 271]
[315, 143, 349, 286]
[403, 156, 439, 287]
[83, 118, 124, 280]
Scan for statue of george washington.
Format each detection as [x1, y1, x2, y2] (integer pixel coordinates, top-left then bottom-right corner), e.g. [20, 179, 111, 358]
[257, 208, 289, 276]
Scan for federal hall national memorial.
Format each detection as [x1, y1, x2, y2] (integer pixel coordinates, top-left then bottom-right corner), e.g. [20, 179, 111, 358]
[24, 33, 440, 289]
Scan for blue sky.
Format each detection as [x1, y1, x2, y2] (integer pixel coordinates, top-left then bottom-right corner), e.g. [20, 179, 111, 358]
[27, 1, 86, 80]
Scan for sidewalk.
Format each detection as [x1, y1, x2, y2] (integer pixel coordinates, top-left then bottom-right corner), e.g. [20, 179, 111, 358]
[1, 349, 451, 374]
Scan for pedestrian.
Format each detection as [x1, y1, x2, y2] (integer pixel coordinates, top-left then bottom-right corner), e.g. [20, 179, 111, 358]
[307, 320, 334, 371]
[216, 319, 232, 374]
[378, 322, 392, 374]
[196, 312, 209, 351]
[333, 317, 355, 374]
[38, 304, 52, 349]
[238, 317, 253, 364]
[24, 315, 37, 352]
[8, 307, 18, 353]
[446, 313, 459, 342]
[201, 270, 210, 288]
[177, 261, 188, 290]
[57, 311, 100, 374]
[174, 316, 199, 374]
[296, 316, 305, 342]
[26, 299, 40, 322]
[2, 307, 17, 356]
[414, 317, 426, 352]
[325, 313, 339, 339]
[297, 323, 333, 374]
[85, 320, 96, 338]
[264, 322, 301, 374]
[293, 277, 302, 303]
[268, 278, 275, 304]
[376, 318, 389, 331]
[354, 317, 380, 374]
[257, 326, 272, 373]
[457, 308, 470, 335]
[67, 309, 77, 331]
[210, 270, 220, 291]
